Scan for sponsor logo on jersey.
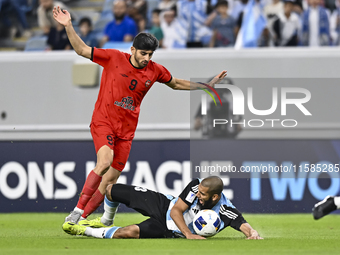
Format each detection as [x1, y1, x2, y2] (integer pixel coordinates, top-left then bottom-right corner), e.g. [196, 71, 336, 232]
[145, 80, 151, 87]
[185, 191, 196, 203]
[192, 208, 199, 214]
[114, 96, 135, 111]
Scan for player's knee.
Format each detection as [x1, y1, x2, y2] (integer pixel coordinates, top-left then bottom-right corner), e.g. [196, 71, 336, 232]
[95, 159, 112, 175]
[106, 184, 113, 201]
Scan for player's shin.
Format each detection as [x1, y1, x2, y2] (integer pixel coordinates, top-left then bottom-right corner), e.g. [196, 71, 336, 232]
[101, 196, 120, 226]
[76, 171, 102, 210]
[104, 226, 121, 238]
[84, 227, 119, 238]
[82, 189, 105, 218]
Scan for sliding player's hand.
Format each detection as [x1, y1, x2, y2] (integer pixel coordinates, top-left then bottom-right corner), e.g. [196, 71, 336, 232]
[246, 230, 263, 240]
[208, 70, 227, 88]
[53, 6, 71, 27]
[186, 233, 206, 240]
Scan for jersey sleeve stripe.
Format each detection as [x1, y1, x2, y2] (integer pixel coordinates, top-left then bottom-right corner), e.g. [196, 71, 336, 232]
[165, 75, 173, 84]
[222, 212, 237, 220]
[220, 207, 239, 219]
[192, 185, 199, 193]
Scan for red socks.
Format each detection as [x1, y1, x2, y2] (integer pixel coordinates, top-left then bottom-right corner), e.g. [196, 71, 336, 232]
[82, 189, 105, 218]
[76, 171, 102, 210]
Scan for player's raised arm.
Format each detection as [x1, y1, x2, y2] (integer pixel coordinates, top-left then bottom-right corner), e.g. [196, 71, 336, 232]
[170, 198, 205, 240]
[165, 70, 227, 90]
[239, 223, 263, 240]
[52, 6, 91, 59]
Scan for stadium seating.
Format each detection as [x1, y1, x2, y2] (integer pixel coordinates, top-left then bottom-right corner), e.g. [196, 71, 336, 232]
[24, 36, 48, 51]
[102, 41, 133, 49]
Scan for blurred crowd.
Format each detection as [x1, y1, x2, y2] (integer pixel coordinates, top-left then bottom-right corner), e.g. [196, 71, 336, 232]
[1, 0, 340, 50]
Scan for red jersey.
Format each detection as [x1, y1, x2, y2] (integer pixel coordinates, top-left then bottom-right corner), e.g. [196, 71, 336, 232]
[91, 47, 172, 140]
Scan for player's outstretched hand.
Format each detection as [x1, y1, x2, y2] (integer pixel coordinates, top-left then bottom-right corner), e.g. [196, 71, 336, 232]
[186, 233, 206, 240]
[246, 230, 263, 240]
[208, 70, 227, 87]
[53, 6, 71, 26]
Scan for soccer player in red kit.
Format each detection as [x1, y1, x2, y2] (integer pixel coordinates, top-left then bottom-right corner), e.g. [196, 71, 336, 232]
[53, 6, 227, 227]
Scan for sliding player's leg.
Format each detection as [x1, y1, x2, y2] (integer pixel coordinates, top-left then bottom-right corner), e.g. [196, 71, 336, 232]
[64, 216, 173, 239]
[105, 183, 173, 238]
[63, 217, 174, 238]
[63, 222, 135, 238]
[63, 183, 174, 238]
[86, 219, 171, 239]
[64, 183, 133, 237]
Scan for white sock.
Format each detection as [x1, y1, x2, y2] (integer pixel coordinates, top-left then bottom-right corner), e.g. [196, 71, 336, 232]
[101, 197, 119, 226]
[84, 227, 107, 238]
[334, 196, 340, 209]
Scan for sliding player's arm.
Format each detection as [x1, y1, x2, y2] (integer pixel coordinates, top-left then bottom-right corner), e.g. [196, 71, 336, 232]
[239, 223, 263, 239]
[52, 6, 91, 59]
[219, 205, 262, 240]
[170, 198, 205, 239]
[165, 70, 227, 90]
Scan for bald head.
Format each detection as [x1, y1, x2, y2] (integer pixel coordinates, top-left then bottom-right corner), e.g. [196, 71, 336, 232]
[113, 0, 127, 20]
[201, 176, 223, 196]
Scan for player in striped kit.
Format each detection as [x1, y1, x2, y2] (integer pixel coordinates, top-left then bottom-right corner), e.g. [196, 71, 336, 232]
[63, 176, 262, 239]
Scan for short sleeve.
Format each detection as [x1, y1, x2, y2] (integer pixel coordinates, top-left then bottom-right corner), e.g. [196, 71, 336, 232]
[104, 23, 110, 36]
[157, 28, 164, 40]
[178, 179, 200, 206]
[92, 47, 119, 68]
[155, 63, 172, 84]
[211, 17, 218, 30]
[231, 17, 236, 28]
[219, 205, 247, 231]
[126, 19, 138, 37]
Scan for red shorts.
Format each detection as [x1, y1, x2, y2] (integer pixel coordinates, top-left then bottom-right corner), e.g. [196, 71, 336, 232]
[90, 122, 132, 171]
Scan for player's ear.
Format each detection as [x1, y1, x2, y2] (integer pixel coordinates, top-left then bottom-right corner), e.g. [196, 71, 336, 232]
[212, 194, 220, 202]
[131, 46, 136, 55]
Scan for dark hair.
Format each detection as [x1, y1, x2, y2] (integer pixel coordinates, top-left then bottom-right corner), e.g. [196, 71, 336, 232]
[79, 17, 92, 27]
[133, 32, 159, 51]
[215, 0, 229, 8]
[152, 8, 162, 15]
[283, 0, 296, 4]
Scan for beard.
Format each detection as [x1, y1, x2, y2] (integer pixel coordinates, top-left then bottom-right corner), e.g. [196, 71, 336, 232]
[114, 13, 125, 21]
[198, 196, 215, 210]
[132, 55, 148, 68]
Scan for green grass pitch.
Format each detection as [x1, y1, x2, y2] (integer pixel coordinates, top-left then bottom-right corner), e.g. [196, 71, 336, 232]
[0, 213, 339, 255]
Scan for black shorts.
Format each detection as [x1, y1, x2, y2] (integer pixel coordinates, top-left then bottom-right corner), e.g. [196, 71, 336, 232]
[110, 184, 176, 238]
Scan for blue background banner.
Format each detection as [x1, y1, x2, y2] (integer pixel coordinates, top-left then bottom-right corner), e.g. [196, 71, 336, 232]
[1, 140, 340, 213]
